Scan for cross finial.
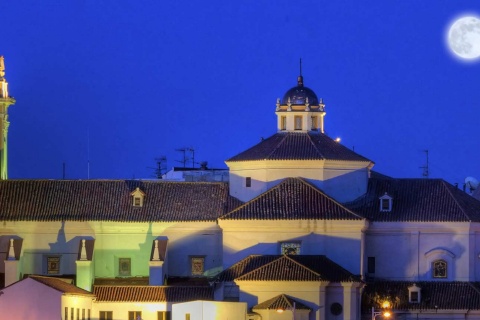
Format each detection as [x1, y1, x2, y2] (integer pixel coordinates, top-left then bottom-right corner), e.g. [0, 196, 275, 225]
[297, 58, 304, 87]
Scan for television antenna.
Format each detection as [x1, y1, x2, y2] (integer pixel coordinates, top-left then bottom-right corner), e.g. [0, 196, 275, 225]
[419, 150, 429, 178]
[148, 156, 167, 179]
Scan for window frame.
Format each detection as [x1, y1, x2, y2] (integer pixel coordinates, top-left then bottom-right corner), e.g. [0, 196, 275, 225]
[294, 115, 302, 130]
[280, 242, 301, 255]
[190, 256, 205, 276]
[119, 258, 132, 276]
[432, 259, 447, 278]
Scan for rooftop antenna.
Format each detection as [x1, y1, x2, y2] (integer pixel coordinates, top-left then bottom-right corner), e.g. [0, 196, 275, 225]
[188, 147, 195, 168]
[297, 58, 304, 87]
[150, 156, 167, 179]
[419, 149, 429, 178]
[175, 148, 188, 168]
[87, 128, 90, 179]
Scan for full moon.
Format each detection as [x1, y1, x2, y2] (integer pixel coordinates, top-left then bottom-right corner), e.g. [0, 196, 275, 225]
[447, 16, 480, 60]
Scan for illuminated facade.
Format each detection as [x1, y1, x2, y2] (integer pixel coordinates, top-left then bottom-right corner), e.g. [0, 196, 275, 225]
[3, 65, 480, 320]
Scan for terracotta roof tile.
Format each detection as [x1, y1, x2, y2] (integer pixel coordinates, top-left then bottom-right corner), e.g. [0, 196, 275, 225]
[253, 294, 311, 311]
[217, 255, 360, 283]
[362, 281, 480, 310]
[226, 132, 371, 162]
[0, 180, 241, 222]
[348, 178, 480, 222]
[93, 285, 213, 302]
[220, 178, 363, 220]
[29, 276, 94, 296]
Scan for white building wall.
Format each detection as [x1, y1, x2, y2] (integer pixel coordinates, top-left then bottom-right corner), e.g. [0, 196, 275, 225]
[93, 301, 169, 320]
[172, 301, 247, 320]
[220, 219, 365, 275]
[0, 278, 63, 320]
[366, 222, 473, 281]
[228, 161, 369, 203]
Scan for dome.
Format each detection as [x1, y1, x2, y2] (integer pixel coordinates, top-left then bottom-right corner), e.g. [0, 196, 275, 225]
[281, 75, 319, 105]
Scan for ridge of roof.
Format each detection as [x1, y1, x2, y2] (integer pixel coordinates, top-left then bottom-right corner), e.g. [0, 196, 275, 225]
[219, 177, 364, 220]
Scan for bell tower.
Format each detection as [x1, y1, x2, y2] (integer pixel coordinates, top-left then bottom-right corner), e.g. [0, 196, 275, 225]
[0, 56, 16, 180]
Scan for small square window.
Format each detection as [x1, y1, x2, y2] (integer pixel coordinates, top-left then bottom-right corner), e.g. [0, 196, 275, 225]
[280, 242, 301, 255]
[47, 256, 60, 274]
[158, 311, 172, 320]
[433, 260, 447, 278]
[191, 257, 205, 276]
[246, 177, 251, 188]
[119, 258, 131, 276]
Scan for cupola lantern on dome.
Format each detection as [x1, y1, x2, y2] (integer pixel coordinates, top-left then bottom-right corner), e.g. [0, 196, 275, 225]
[275, 60, 326, 133]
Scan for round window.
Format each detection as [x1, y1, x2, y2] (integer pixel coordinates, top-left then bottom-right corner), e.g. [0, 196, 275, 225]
[330, 302, 343, 315]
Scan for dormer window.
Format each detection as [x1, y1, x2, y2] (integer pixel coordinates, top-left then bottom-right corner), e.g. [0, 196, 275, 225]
[408, 283, 421, 303]
[379, 193, 393, 212]
[130, 187, 146, 207]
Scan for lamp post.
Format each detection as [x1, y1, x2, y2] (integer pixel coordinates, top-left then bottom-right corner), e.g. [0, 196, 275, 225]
[371, 301, 391, 320]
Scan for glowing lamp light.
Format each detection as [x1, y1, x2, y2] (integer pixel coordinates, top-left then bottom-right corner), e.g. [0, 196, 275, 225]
[335, 137, 341, 143]
[381, 301, 391, 309]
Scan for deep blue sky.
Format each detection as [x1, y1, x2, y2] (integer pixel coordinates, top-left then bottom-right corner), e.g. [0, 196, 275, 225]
[1, 1, 480, 186]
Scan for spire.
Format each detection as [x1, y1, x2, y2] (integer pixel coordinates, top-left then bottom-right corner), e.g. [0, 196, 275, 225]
[297, 58, 304, 87]
[0, 55, 16, 180]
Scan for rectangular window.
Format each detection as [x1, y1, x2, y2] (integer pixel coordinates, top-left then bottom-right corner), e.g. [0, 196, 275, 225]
[82, 309, 85, 320]
[280, 242, 301, 255]
[281, 116, 287, 130]
[99, 311, 113, 320]
[381, 199, 390, 211]
[186, 314, 191, 320]
[47, 256, 60, 274]
[158, 311, 172, 320]
[71, 308, 74, 320]
[134, 197, 141, 206]
[367, 257, 376, 273]
[411, 291, 419, 302]
[88, 310, 91, 320]
[433, 260, 447, 278]
[294, 116, 302, 130]
[311, 116, 318, 130]
[77, 308, 80, 320]
[245, 177, 251, 188]
[129, 311, 142, 320]
[119, 258, 131, 276]
[65, 307, 68, 320]
[191, 256, 205, 276]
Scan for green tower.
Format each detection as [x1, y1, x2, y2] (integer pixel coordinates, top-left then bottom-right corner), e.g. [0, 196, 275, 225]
[0, 56, 15, 180]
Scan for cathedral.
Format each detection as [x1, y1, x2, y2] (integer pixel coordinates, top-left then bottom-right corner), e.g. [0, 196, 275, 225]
[2, 56, 480, 320]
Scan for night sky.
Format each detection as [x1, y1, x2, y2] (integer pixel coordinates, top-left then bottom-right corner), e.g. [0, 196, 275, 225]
[1, 1, 480, 186]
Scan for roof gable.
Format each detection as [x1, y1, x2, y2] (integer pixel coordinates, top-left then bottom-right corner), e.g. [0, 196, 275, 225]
[29, 276, 93, 296]
[253, 294, 311, 311]
[220, 177, 363, 220]
[218, 255, 360, 283]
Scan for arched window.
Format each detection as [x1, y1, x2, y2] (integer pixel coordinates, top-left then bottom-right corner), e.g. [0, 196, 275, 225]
[432, 259, 447, 278]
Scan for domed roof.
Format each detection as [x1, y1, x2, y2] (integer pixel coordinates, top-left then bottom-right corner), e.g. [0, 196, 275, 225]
[281, 75, 319, 105]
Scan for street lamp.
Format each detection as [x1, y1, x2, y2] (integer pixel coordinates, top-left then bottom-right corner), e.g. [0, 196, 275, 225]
[372, 301, 391, 320]
[277, 301, 296, 320]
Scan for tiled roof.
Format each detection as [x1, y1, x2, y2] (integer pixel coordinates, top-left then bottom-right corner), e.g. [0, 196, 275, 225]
[0, 180, 242, 222]
[220, 178, 363, 220]
[362, 281, 480, 311]
[29, 276, 94, 296]
[93, 285, 213, 302]
[253, 294, 311, 311]
[347, 178, 480, 222]
[217, 255, 360, 283]
[226, 132, 371, 162]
